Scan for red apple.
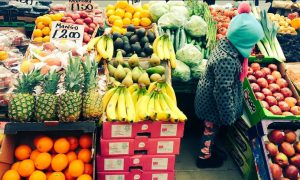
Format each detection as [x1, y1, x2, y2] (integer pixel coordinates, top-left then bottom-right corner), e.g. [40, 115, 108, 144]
[270, 105, 283, 115]
[294, 142, 300, 153]
[79, 11, 88, 19]
[285, 130, 297, 143]
[84, 17, 93, 24]
[268, 64, 278, 71]
[291, 154, 300, 169]
[291, 106, 300, 115]
[266, 96, 278, 106]
[261, 101, 270, 110]
[255, 92, 265, 100]
[279, 101, 290, 112]
[284, 165, 299, 179]
[248, 67, 254, 75]
[281, 88, 293, 97]
[251, 83, 261, 92]
[262, 67, 271, 76]
[281, 142, 295, 157]
[269, 84, 281, 93]
[254, 70, 265, 78]
[272, 71, 282, 80]
[270, 163, 283, 180]
[267, 75, 276, 84]
[274, 93, 285, 102]
[277, 78, 288, 88]
[266, 142, 279, 156]
[262, 88, 273, 96]
[257, 78, 268, 88]
[88, 28, 95, 34]
[251, 63, 261, 72]
[268, 130, 285, 144]
[84, 25, 89, 33]
[274, 152, 289, 167]
[248, 75, 257, 83]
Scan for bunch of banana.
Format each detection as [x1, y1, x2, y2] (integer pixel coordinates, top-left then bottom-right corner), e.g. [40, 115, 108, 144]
[102, 86, 136, 122]
[87, 35, 114, 61]
[136, 89, 187, 122]
[148, 81, 177, 105]
[152, 34, 176, 68]
[128, 83, 147, 109]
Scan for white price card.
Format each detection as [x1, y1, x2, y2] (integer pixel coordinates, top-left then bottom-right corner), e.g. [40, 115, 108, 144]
[69, 0, 94, 12]
[50, 22, 84, 46]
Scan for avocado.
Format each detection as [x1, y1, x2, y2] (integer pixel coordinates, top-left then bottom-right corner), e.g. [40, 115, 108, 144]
[113, 32, 122, 41]
[147, 30, 155, 43]
[139, 52, 147, 57]
[125, 32, 134, 38]
[136, 28, 146, 38]
[130, 35, 139, 44]
[127, 25, 135, 32]
[114, 38, 124, 49]
[121, 36, 129, 43]
[131, 42, 142, 54]
[143, 43, 153, 56]
[140, 36, 149, 47]
[123, 43, 132, 52]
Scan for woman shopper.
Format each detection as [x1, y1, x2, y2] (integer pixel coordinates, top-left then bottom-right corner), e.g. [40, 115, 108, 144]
[194, 2, 264, 168]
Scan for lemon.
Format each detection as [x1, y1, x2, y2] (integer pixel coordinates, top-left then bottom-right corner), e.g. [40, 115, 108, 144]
[115, 8, 125, 18]
[140, 18, 151, 27]
[132, 18, 140, 26]
[124, 12, 132, 19]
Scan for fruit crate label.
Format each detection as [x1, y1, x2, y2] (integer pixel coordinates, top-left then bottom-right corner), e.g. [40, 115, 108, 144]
[50, 22, 84, 46]
[105, 175, 125, 180]
[104, 158, 124, 171]
[69, 0, 94, 12]
[108, 142, 129, 155]
[152, 173, 169, 180]
[160, 124, 177, 137]
[111, 124, 132, 138]
[151, 158, 168, 170]
[157, 141, 174, 154]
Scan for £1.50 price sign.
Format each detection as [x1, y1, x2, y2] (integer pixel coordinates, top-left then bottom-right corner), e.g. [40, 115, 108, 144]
[50, 22, 84, 46]
[69, 0, 94, 12]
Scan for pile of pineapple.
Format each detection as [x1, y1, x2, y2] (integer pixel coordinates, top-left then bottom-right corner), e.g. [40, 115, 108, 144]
[8, 56, 103, 122]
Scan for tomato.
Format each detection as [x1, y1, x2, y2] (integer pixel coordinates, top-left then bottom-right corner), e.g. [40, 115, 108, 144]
[216, 34, 224, 40]
[222, 23, 229, 28]
[218, 27, 227, 36]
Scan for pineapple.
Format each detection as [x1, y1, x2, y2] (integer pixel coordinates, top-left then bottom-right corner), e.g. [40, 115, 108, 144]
[58, 56, 83, 122]
[8, 70, 43, 122]
[82, 56, 102, 120]
[35, 71, 60, 122]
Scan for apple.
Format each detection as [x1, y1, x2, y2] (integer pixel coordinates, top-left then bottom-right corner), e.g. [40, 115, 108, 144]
[277, 78, 288, 88]
[294, 142, 300, 153]
[272, 71, 282, 80]
[255, 92, 265, 100]
[279, 101, 290, 112]
[248, 67, 254, 75]
[285, 130, 297, 143]
[270, 105, 283, 115]
[291, 106, 300, 115]
[281, 88, 293, 97]
[267, 75, 276, 84]
[88, 28, 95, 34]
[79, 11, 88, 19]
[257, 78, 268, 88]
[248, 75, 257, 83]
[254, 70, 265, 78]
[84, 17, 93, 24]
[266, 142, 279, 156]
[83, 34, 91, 43]
[262, 67, 271, 76]
[274, 93, 285, 102]
[281, 142, 295, 157]
[268, 64, 278, 71]
[261, 101, 270, 110]
[274, 152, 289, 167]
[284, 165, 299, 179]
[270, 163, 283, 180]
[72, 14, 80, 21]
[266, 96, 278, 106]
[84, 25, 89, 33]
[251, 63, 260, 72]
[268, 130, 285, 144]
[269, 83, 281, 93]
[262, 88, 273, 96]
[251, 83, 261, 92]
[291, 154, 300, 169]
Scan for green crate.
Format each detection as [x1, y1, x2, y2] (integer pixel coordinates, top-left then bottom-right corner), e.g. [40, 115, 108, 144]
[0, 21, 25, 27]
[243, 58, 300, 126]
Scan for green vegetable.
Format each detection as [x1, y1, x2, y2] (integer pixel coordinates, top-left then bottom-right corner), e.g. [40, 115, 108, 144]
[170, 30, 175, 46]
[172, 60, 191, 82]
[176, 44, 203, 67]
[190, 59, 207, 79]
[175, 28, 181, 51]
[149, 2, 169, 22]
[158, 12, 187, 29]
[184, 15, 207, 37]
[166, 29, 171, 39]
[146, 65, 166, 75]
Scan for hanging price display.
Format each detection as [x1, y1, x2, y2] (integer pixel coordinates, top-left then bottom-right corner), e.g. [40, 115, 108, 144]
[69, 0, 94, 12]
[50, 22, 84, 46]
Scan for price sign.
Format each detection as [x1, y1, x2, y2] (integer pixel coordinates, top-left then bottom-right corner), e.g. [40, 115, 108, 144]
[50, 22, 84, 46]
[69, 0, 94, 12]
[15, 0, 33, 5]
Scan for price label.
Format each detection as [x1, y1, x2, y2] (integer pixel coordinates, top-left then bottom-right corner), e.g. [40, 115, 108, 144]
[15, 0, 33, 5]
[69, 0, 94, 12]
[50, 22, 84, 46]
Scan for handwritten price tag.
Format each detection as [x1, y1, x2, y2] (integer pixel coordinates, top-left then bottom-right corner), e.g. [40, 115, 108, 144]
[50, 22, 84, 46]
[69, 0, 94, 12]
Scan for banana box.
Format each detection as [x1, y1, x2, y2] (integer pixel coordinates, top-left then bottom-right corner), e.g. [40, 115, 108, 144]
[102, 121, 185, 139]
[96, 155, 175, 172]
[100, 136, 181, 156]
[97, 171, 175, 180]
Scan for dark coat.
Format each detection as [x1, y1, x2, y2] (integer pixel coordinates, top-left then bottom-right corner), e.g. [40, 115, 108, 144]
[194, 39, 244, 126]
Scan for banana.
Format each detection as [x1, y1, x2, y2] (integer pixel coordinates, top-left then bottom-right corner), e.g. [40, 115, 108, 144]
[128, 83, 139, 94]
[147, 82, 157, 93]
[158, 93, 172, 122]
[164, 82, 177, 105]
[106, 88, 120, 121]
[162, 93, 187, 122]
[87, 36, 101, 51]
[97, 36, 109, 59]
[163, 36, 170, 60]
[131, 90, 139, 106]
[147, 92, 156, 120]
[152, 36, 160, 54]
[117, 88, 127, 121]
[95, 53, 102, 63]
[137, 93, 151, 120]
[168, 38, 177, 68]
[102, 87, 117, 113]
[157, 36, 165, 60]
[154, 93, 163, 121]
[106, 37, 114, 61]
[124, 88, 136, 122]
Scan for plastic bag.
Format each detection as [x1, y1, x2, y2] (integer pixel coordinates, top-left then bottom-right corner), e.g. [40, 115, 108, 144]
[172, 60, 191, 82]
[191, 59, 208, 79]
[149, 2, 169, 22]
[184, 15, 208, 37]
[176, 44, 203, 67]
[169, 6, 189, 18]
[158, 12, 187, 29]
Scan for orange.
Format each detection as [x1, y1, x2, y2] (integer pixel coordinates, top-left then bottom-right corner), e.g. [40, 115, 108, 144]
[45, 172, 52, 179]
[64, 169, 75, 180]
[2, 170, 20, 180]
[15, 145, 32, 160]
[125, 5, 135, 14]
[30, 150, 41, 161]
[106, 9, 115, 17]
[113, 19, 123, 28]
[140, 10, 150, 18]
[33, 37, 43, 43]
[66, 151, 77, 163]
[140, 18, 151, 27]
[42, 27, 50, 36]
[43, 36, 50, 43]
[77, 174, 92, 180]
[79, 134, 92, 149]
[132, 18, 140, 26]
[48, 172, 65, 180]
[108, 15, 117, 24]
[18, 159, 35, 177]
[124, 12, 132, 19]
[35, 16, 45, 25]
[37, 22, 45, 30]
[11, 161, 21, 171]
[34, 152, 51, 170]
[42, 16, 52, 26]
[84, 164, 93, 175]
[115, 8, 125, 18]
[68, 160, 84, 177]
[29, 170, 46, 180]
[77, 149, 92, 163]
[33, 29, 43, 37]
[51, 154, 68, 172]
[67, 136, 78, 151]
[133, 12, 141, 19]
[116, 1, 128, 9]
[54, 138, 70, 154]
[106, 4, 115, 11]
[123, 18, 131, 26]
[34, 135, 43, 147]
[36, 136, 53, 152]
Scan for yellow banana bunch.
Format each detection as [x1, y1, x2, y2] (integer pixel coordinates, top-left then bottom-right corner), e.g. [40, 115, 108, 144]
[88, 35, 114, 62]
[152, 35, 176, 69]
[147, 82, 177, 105]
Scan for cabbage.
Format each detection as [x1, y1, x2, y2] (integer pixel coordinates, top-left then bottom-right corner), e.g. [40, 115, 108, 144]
[167, 1, 185, 7]
[191, 59, 208, 79]
[184, 15, 208, 37]
[158, 12, 187, 29]
[169, 6, 189, 18]
[149, 2, 169, 22]
[176, 44, 203, 67]
[172, 60, 191, 82]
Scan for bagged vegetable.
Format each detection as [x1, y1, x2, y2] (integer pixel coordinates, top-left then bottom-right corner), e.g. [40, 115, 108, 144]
[149, 2, 169, 22]
[184, 15, 208, 37]
[191, 59, 208, 79]
[169, 6, 189, 18]
[172, 60, 191, 82]
[158, 12, 187, 29]
[176, 44, 203, 67]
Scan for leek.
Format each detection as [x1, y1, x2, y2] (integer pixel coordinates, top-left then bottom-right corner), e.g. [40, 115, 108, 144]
[257, 41, 269, 57]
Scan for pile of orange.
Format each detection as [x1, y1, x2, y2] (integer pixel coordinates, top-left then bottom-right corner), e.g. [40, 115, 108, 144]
[2, 134, 93, 180]
[33, 13, 64, 43]
[106, 1, 152, 34]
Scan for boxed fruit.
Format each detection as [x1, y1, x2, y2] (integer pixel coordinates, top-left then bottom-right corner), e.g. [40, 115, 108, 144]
[243, 57, 300, 126]
[102, 121, 184, 139]
[100, 136, 181, 156]
[96, 155, 175, 172]
[97, 170, 175, 180]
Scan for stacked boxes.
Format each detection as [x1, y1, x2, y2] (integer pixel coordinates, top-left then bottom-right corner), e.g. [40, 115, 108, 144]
[97, 121, 185, 180]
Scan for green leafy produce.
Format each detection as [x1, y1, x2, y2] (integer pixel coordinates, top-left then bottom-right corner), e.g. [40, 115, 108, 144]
[169, 6, 189, 18]
[176, 44, 203, 67]
[158, 12, 187, 29]
[184, 15, 207, 37]
[190, 59, 207, 79]
[166, 1, 185, 7]
[172, 60, 191, 82]
[149, 2, 169, 22]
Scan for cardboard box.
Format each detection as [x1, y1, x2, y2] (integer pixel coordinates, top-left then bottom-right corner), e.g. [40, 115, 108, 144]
[97, 171, 175, 180]
[100, 137, 181, 156]
[102, 121, 184, 139]
[0, 122, 14, 179]
[96, 155, 175, 172]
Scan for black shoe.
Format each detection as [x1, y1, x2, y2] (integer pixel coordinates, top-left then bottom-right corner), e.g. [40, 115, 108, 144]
[212, 146, 228, 161]
[196, 155, 224, 169]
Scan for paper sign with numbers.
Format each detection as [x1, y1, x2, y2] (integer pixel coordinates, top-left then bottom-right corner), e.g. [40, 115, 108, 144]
[69, 0, 94, 12]
[50, 21, 84, 46]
